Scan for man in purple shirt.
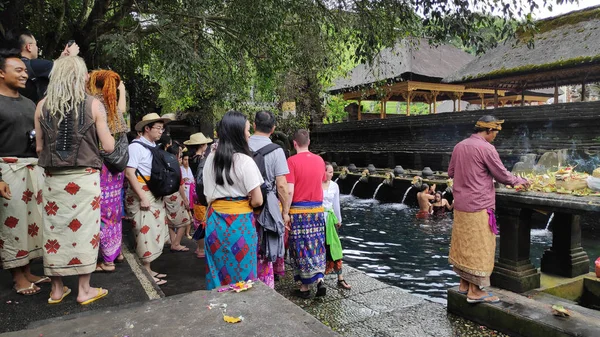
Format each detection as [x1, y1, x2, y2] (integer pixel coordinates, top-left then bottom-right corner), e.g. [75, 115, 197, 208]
[448, 116, 529, 304]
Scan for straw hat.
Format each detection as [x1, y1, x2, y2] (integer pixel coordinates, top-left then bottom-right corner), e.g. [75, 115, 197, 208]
[161, 113, 177, 121]
[134, 113, 172, 132]
[183, 132, 213, 145]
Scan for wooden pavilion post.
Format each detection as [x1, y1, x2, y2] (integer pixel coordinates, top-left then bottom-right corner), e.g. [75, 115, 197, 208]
[479, 93, 485, 110]
[582, 81, 586, 102]
[401, 90, 415, 116]
[521, 82, 527, 107]
[554, 79, 559, 104]
[357, 100, 362, 121]
[431, 90, 439, 114]
[451, 92, 463, 112]
[380, 100, 387, 119]
[494, 88, 499, 108]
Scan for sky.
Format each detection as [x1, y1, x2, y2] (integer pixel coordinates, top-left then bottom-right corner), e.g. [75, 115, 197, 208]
[534, 0, 600, 18]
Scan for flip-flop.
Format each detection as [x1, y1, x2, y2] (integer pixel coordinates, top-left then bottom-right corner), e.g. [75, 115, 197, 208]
[152, 272, 167, 279]
[34, 276, 51, 285]
[153, 278, 167, 286]
[457, 289, 468, 295]
[170, 247, 190, 253]
[48, 286, 71, 304]
[15, 283, 41, 296]
[78, 288, 108, 305]
[95, 263, 116, 272]
[466, 292, 500, 304]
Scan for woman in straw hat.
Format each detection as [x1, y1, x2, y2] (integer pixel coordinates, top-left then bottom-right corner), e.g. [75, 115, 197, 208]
[35, 56, 114, 304]
[87, 69, 128, 272]
[124, 112, 171, 285]
[183, 132, 212, 258]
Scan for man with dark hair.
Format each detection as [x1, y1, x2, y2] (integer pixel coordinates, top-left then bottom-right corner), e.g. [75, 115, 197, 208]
[448, 115, 529, 304]
[285, 129, 327, 298]
[416, 183, 434, 219]
[249, 110, 290, 287]
[0, 48, 47, 295]
[125, 113, 171, 286]
[6, 29, 79, 103]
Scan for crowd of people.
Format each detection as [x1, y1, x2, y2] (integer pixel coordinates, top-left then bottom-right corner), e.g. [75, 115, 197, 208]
[1, 28, 530, 308]
[0, 29, 351, 303]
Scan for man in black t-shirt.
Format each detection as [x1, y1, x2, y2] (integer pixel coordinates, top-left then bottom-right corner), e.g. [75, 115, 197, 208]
[7, 29, 79, 104]
[0, 48, 47, 295]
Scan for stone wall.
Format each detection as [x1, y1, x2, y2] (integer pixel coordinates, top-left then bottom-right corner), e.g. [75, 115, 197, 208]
[312, 101, 600, 171]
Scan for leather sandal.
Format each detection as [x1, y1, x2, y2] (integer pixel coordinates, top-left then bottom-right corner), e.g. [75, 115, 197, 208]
[337, 279, 351, 290]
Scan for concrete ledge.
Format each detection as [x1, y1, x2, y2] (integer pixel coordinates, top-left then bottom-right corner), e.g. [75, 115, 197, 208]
[1, 283, 337, 337]
[447, 286, 600, 337]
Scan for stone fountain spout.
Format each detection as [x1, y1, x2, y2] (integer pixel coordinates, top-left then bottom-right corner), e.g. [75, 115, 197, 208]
[359, 169, 370, 183]
[383, 172, 395, 186]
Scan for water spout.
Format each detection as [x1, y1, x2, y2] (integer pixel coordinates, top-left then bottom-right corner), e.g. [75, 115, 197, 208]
[373, 183, 384, 199]
[441, 191, 446, 197]
[334, 177, 340, 183]
[350, 180, 360, 196]
[401, 186, 414, 204]
[545, 212, 555, 231]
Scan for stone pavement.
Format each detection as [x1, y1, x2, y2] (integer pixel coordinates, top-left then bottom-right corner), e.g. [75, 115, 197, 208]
[275, 266, 509, 337]
[1, 282, 336, 337]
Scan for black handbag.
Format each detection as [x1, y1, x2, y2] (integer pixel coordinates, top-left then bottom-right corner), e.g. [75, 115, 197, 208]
[102, 133, 129, 173]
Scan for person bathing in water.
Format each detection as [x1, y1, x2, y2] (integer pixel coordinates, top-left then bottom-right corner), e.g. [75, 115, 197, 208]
[416, 184, 435, 219]
[431, 191, 453, 217]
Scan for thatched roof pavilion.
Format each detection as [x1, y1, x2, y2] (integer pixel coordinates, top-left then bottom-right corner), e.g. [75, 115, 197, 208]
[328, 39, 508, 117]
[444, 5, 600, 102]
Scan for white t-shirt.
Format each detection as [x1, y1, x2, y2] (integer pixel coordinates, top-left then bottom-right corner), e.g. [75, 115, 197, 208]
[323, 181, 342, 223]
[127, 136, 155, 176]
[203, 152, 264, 205]
[181, 166, 194, 198]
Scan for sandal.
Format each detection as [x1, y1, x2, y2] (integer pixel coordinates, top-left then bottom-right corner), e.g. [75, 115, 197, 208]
[48, 286, 71, 304]
[95, 262, 116, 272]
[337, 279, 352, 290]
[153, 277, 167, 286]
[151, 272, 167, 279]
[294, 289, 311, 299]
[316, 280, 327, 297]
[14, 283, 41, 296]
[34, 276, 51, 285]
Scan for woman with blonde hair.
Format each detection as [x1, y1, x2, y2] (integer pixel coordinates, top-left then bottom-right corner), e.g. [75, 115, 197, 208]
[88, 69, 128, 272]
[35, 55, 115, 304]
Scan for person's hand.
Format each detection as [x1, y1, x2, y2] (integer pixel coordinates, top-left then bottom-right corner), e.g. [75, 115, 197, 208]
[183, 198, 190, 210]
[140, 197, 150, 211]
[336, 222, 341, 229]
[66, 42, 80, 56]
[118, 81, 126, 92]
[183, 177, 190, 183]
[0, 181, 11, 200]
[283, 213, 291, 231]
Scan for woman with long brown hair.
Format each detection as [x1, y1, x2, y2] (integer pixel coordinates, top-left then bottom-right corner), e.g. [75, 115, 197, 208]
[88, 69, 128, 272]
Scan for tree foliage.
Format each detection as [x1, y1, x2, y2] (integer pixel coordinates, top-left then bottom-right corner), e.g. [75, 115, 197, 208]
[0, 0, 572, 127]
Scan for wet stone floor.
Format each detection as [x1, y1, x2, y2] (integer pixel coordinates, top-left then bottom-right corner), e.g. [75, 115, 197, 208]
[274, 265, 509, 337]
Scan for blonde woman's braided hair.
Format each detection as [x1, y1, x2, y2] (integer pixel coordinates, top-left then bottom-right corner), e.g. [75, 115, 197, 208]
[44, 56, 88, 125]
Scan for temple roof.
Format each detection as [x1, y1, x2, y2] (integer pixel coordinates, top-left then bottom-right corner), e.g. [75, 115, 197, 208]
[444, 5, 600, 89]
[328, 39, 474, 95]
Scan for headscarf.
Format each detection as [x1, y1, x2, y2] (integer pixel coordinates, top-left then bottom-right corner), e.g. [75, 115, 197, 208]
[475, 119, 504, 131]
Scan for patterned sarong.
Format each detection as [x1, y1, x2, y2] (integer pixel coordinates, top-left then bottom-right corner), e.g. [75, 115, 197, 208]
[125, 178, 166, 263]
[448, 209, 496, 287]
[205, 198, 257, 290]
[289, 202, 326, 284]
[43, 168, 101, 276]
[99, 164, 124, 263]
[164, 191, 191, 229]
[324, 208, 343, 275]
[0, 158, 44, 269]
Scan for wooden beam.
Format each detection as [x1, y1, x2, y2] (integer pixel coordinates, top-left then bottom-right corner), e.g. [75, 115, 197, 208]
[432, 90, 438, 114]
[479, 93, 485, 110]
[554, 79, 559, 104]
[357, 100, 362, 121]
[494, 88, 499, 108]
[582, 81, 586, 102]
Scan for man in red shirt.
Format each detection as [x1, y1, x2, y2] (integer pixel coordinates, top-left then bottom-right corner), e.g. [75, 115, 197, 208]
[448, 116, 529, 304]
[285, 129, 327, 298]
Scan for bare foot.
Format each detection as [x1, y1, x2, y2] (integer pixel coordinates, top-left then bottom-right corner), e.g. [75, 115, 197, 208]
[459, 279, 469, 293]
[15, 282, 41, 295]
[49, 285, 67, 300]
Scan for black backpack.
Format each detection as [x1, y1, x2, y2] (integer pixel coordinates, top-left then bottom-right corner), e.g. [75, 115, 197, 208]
[134, 141, 182, 197]
[20, 58, 48, 104]
[252, 143, 281, 198]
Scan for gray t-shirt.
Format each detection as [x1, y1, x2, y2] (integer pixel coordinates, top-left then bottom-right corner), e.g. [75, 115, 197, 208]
[0, 94, 37, 157]
[248, 135, 289, 184]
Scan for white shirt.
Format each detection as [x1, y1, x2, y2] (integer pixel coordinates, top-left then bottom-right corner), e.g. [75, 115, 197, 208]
[203, 152, 264, 205]
[323, 181, 342, 223]
[181, 165, 194, 198]
[127, 136, 155, 176]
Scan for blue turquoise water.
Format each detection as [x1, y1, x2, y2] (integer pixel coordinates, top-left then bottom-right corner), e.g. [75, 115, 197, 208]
[338, 195, 600, 305]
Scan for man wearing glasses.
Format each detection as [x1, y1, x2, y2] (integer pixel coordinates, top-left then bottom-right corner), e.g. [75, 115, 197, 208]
[124, 113, 171, 286]
[6, 29, 79, 104]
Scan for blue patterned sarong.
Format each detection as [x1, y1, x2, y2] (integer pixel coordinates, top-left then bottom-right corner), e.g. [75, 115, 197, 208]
[205, 198, 257, 290]
[289, 201, 326, 284]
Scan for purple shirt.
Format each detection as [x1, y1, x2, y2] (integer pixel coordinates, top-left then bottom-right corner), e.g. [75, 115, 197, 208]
[448, 134, 527, 212]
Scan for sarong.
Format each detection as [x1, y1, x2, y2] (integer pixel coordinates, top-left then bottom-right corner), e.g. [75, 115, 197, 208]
[288, 202, 326, 284]
[324, 208, 343, 275]
[191, 205, 207, 240]
[125, 177, 166, 263]
[43, 168, 101, 276]
[448, 209, 496, 287]
[254, 209, 274, 289]
[416, 210, 430, 219]
[99, 164, 124, 263]
[0, 158, 44, 269]
[205, 198, 257, 290]
[273, 227, 289, 277]
[164, 191, 191, 229]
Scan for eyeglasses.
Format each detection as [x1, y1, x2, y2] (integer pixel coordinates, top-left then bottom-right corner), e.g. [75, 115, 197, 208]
[152, 126, 165, 132]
